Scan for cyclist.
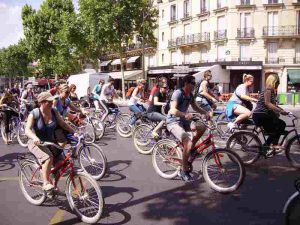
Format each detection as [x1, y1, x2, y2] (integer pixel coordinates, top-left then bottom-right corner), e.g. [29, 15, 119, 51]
[148, 76, 168, 104]
[49, 81, 61, 96]
[252, 73, 288, 152]
[226, 74, 258, 130]
[0, 91, 19, 144]
[167, 75, 210, 181]
[20, 84, 36, 112]
[195, 70, 218, 118]
[99, 77, 118, 121]
[128, 79, 147, 127]
[69, 84, 79, 101]
[147, 82, 168, 138]
[92, 79, 105, 111]
[25, 92, 75, 192]
[53, 84, 87, 119]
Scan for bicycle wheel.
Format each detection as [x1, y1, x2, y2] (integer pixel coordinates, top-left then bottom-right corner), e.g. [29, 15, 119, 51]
[133, 124, 156, 155]
[116, 113, 132, 138]
[202, 148, 245, 193]
[90, 117, 105, 140]
[103, 113, 117, 130]
[283, 191, 300, 225]
[226, 131, 262, 165]
[82, 123, 96, 144]
[17, 121, 28, 147]
[78, 143, 107, 180]
[0, 121, 6, 142]
[286, 135, 300, 168]
[66, 171, 104, 224]
[152, 139, 182, 179]
[19, 162, 46, 205]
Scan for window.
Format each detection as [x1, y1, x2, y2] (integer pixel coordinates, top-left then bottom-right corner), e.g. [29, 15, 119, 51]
[200, 0, 208, 12]
[240, 44, 251, 61]
[162, 32, 164, 41]
[295, 42, 300, 62]
[217, 45, 225, 61]
[149, 55, 155, 67]
[184, 51, 191, 64]
[268, 12, 278, 35]
[297, 11, 300, 35]
[171, 51, 178, 65]
[240, 13, 252, 37]
[240, 0, 251, 4]
[170, 5, 176, 21]
[267, 42, 278, 63]
[268, 0, 279, 4]
[200, 47, 208, 62]
[171, 27, 176, 39]
[162, 9, 164, 19]
[217, 0, 226, 8]
[201, 20, 208, 33]
[183, 0, 190, 17]
[217, 16, 225, 30]
[162, 54, 164, 64]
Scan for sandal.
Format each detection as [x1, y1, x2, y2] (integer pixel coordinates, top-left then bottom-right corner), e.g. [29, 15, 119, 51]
[42, 183, 54, 191]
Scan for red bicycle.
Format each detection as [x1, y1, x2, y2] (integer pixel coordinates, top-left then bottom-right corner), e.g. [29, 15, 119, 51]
[17, 136, 104, 224]
[152, 116, 245, 193]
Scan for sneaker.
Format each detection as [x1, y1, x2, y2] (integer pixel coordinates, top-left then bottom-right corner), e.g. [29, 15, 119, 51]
[151, 131, 159, 139]
[227, 122, 236, 131]
[43, 183, 55, 191]
[178, 170, 192, 182]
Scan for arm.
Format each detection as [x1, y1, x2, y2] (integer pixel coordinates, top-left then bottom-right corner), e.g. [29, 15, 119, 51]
[54, 110, 75, 134]
[20, 91, 28, 103]
[200, 81, 218, 102]
[25, 114, 40, 142]
[264, 90, 287, 114]
[240, 94, 258, 102]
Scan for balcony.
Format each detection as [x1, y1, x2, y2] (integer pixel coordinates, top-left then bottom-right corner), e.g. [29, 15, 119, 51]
[263, 0, 284, 9]
[292, 0, 300, 6]
[181, 13, 192, 21]
[262, 26, 300, 38]
[294, 57, 300, 64]
[213, 2, 228, 13]
[168, 33, 210, 48]
[197, 7, 209, 17]
[168, 16, 178, 25]
[214, 30, 227, 41]
[265, 57, 279, 64]
[236, 0, 255, 9]
[237, 28, 255, 39]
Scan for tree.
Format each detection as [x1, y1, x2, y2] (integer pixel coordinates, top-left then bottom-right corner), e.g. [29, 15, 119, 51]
[79, 0, 158, 99]
[22, 0, 82, 79]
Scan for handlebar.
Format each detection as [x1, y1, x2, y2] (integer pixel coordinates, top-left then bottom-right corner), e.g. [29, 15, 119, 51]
[38, 134, 84, 149]
[190, 113, 216, 130]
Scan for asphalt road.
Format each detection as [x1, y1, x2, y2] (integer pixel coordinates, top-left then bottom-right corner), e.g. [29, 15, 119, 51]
[0, 107, 300, 225]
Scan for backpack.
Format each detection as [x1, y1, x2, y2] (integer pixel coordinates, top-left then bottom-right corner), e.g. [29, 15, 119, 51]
[126, 87, 135, 98]
[193, 79, 203, 98]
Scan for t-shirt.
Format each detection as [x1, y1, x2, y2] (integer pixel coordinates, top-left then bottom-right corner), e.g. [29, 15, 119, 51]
[228, 84, 249, 104]
[100, 83, 115, 101]
[167, 89, 194, 123]
[147, 91, 166, 113]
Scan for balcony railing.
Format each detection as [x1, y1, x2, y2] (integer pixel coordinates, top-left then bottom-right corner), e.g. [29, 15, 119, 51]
[237, 28, 255, 38]
[214, 30, 227, 40]
[265, 57, 279, 64]
[263, 26, 300, 36]
[169, 15, 177, 24]
[240, 0, 251, 5]
[182, 13, 191, 20]
[168, 33, 210, 48]
[294, 57, 300, 64]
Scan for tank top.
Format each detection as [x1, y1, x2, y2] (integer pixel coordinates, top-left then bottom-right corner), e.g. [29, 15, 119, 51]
[31, 108, 57, 142]
[254, 88, 277, 114]
[128, 88, 143, 106]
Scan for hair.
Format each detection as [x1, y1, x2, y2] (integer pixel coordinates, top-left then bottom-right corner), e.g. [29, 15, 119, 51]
[243, 73, 254, 83]
[203, 70, 212, 78]
[182, 75, 195, 85]
[137, 78, 146, 85]
[108, 77, 114, 83]
[69, 84, 76, 90]
[265, 73, 280, 89]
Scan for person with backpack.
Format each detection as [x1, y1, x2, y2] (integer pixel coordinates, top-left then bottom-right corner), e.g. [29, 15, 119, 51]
[25, 92, 75, 192]
[20, 84, 36, 112]
[92, 79, 105, 111]
[195, 70, 218, 118]
[225, 74, 258, 130]
[128, 79, 147, 127]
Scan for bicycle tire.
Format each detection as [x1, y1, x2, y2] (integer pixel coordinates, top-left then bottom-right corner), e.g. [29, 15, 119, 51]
[226, 131, 262, 165]
[116, 113, 132, 138]
[78, 143, 107, 180]
[90, 117, 105, 140]
[152, 139, 182, 179]
[83, 123, 96, 144]
[133, 123, 155, 155]
[19, 162, 46, 205]
[65, 171, 104, 224]
[17, 121, 28, 147]
[283, 191, 300, 225]
[286, 134, 300, 168]
[202, 148, 245, 193]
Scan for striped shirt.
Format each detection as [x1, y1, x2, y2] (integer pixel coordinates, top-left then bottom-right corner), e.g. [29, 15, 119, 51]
[254, 88, 277, 114]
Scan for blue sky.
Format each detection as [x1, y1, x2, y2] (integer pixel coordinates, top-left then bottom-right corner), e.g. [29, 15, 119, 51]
[0, 0, 78, 48]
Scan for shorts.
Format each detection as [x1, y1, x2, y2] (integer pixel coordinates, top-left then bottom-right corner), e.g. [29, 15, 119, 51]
[225, 101, 239, 120]
[196, 98, 213, 112]
[167, 120, 205, 142]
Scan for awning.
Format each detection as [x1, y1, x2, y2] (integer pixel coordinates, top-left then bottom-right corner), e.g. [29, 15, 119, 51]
[193, 65, 219, 80]
[226, 65, 262, 70]
[127, 56, 140, 63]
[108, 70, 142, 80]
[173, 73, 189, 78]
[111, 58, 126, 65]
[288, 70, 300, 84]
[193, 64, 229, 83]
[148, 69, 174, 74]
[100, 60, 111, 67]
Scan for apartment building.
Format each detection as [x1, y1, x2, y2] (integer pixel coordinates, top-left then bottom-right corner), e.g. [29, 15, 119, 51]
[144, 0, 300, 93]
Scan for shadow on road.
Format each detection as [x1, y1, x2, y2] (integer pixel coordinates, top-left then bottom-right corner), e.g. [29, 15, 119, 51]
[0, 152, 22, 172]
[101, 160, 132, 182]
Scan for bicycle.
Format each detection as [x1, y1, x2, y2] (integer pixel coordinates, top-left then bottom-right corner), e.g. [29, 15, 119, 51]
[283, 178, 300, 225]
[226, 113, 300, 167]
[151, 116, 245, 193]
[17, 135, 104, 224]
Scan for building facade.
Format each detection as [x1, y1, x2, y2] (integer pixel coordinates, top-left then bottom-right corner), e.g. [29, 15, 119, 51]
[144, 0, 300, 94]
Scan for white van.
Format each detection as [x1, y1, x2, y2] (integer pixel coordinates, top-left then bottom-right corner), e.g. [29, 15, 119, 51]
[67, 72, 110, 99]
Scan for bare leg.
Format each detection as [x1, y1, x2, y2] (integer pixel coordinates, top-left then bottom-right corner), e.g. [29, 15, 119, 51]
[182, 137, 193, 172]
[152, 121, 165, 136]
[41, 157, 53, 185]
[191, 122, 206, 148]
[233, 105, 251, 125]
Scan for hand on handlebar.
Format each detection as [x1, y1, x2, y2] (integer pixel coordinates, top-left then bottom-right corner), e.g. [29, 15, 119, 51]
[33, 137, 41, 145]
[184, 113, 194, 120]
[281, 110, 289, 116]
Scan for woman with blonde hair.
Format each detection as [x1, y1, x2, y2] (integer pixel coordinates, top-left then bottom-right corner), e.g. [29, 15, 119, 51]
[226, 74, 258, 130]
[69, 84, 78, 101]
[252, 73, 288, 152]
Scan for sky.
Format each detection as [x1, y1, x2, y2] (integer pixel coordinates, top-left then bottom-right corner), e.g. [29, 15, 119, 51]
[0, 0, 78, 49]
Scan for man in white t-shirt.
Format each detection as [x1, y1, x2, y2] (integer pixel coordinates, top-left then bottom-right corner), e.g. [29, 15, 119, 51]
[99, 77, 117, 121]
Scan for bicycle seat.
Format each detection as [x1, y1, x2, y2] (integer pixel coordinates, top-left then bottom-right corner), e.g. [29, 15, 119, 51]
[239, 119, 255, 126]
